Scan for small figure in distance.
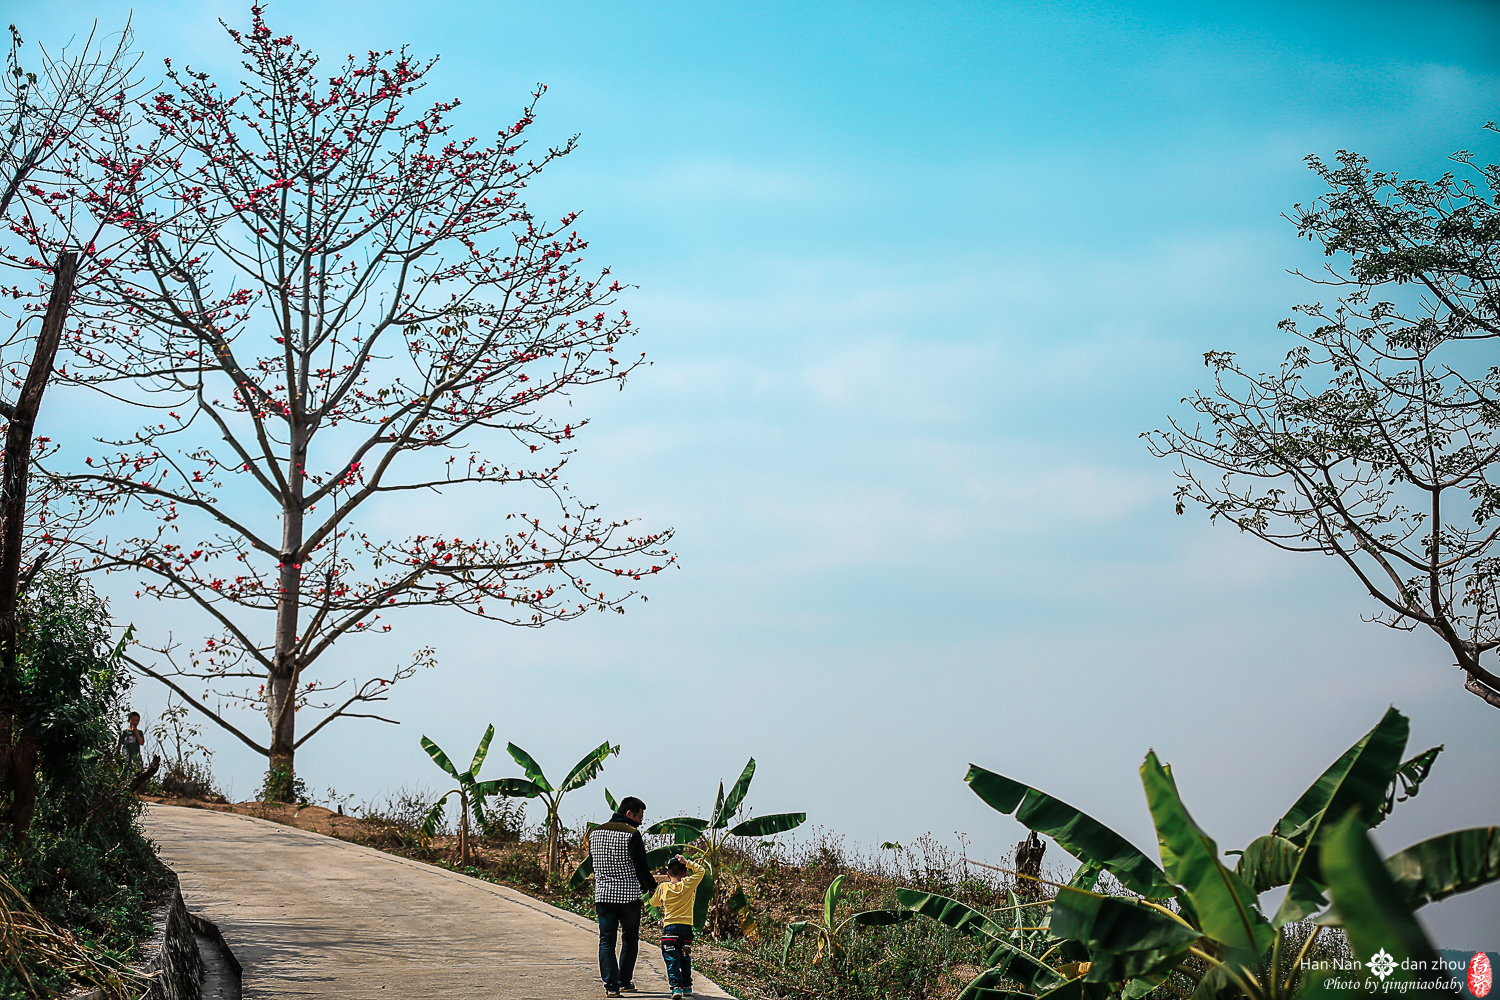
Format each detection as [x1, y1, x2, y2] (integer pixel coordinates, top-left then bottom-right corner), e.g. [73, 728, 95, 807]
[120, 711, 146, 770]
[650, 854, 706, 998]
[588, 795, 657, 998]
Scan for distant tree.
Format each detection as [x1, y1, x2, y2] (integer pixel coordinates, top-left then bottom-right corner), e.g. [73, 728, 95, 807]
[41, 9, 674, 792]
[1146, 123, 1500, 712]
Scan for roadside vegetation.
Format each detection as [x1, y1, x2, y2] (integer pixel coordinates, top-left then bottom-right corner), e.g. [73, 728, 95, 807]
[144, 703, 1493, 1000]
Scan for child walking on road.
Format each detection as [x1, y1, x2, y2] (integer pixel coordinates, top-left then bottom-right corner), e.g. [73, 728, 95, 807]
[649, 855, 705, 998]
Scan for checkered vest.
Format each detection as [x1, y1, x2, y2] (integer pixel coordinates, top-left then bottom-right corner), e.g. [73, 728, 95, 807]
[589, 820, 648, 904]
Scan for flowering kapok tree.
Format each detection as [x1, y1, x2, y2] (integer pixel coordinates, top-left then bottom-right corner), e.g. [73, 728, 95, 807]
[45, 10, 674, 789]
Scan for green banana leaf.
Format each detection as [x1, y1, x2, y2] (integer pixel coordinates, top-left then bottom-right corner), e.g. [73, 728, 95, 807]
[730, 812, 807, 838]
[1068, 863, 1104, 892]
[649, 817, 711, 843]
[1317, 809, 1442, 995]
[966, 764, 1175, 898]
[1230, 834, 1301, 893]
[1141, 752, 1272, 958]
[782, 920, 808, 966]
[1038, 980, 1112, 1000]
[1121, 969, 1173, 999]
[472, 778, 504, 797]
[1273, 707, 1410, 926]
[824, 874, 844, 931]
[567, 855, 594, 892]
[644, 845, 681, 870]
[897, 890, 1064, 992]
[897, 889, 1007, 938]
[708, 781, 727, 828]
[505, 743, 554, 792]
[421, 736, 461, 780]
[1382, 745, 1442, 818]
[694, 864, 715, 929]
[605, 788, 618, 812]
[1274, 707, 1409, 844]
[1049, 887, 1201, 983]
[495, 777, 545, 799]
[561, 741, 619, 793]
[420, 793, 451, 837]
[1385, 826, 1500, 909]
[956, 967, 1036, 1000]
[469, 724, 495, 777]
[720, 758, 757, 825]
[852, 909, 916, 926]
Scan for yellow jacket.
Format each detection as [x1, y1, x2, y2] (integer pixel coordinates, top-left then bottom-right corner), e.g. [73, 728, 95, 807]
[649, 859, 705, 926]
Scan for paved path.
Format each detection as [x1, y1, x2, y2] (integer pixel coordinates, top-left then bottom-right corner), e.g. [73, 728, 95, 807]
[144, 806, 732, 1000]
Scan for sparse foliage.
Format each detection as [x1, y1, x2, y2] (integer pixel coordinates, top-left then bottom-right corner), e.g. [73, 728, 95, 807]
[1147, 125, 1500, 711]
[26, 9, 675, 782]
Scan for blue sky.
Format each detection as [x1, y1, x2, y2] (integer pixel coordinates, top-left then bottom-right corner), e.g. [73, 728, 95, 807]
[12, 0, 1500, 947]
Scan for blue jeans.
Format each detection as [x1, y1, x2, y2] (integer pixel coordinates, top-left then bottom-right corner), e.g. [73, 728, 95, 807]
[596, 901, 641, 990]
[661, 923, 693, 992]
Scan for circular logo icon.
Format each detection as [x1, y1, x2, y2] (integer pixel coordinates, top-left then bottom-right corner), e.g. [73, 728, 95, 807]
[1470, 952, 1492, 999]
[1370, 950, 1397, 981]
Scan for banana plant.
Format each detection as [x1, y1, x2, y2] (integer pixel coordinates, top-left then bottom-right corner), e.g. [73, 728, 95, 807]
[906, 707, 1498, 1000]
[420, 724, 504, 867]
[496, 740, 620, 875]
[782, 873, 913, 973]
[646, 757, 806, 938]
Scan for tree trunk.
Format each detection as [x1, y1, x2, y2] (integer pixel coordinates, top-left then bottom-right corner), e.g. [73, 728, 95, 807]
[459, 792, 469, 867]
[0, 252, 78, 840]
[267, 430, 307, 793]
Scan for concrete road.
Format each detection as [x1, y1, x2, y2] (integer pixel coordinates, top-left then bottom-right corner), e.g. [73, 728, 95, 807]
[144, 806, 732, 1000]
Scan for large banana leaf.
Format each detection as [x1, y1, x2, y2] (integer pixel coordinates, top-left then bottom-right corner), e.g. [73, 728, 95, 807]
[472, 778, 504, 797]
[469, 724, 495, 778]
[966, 764, 1175, 899]
[1381, 745, 1443, 818]
[897, 890, 1064, 992]
[1385, 826, 1500, 909]
[1231, 834, 1300, 894]
[1318, 809, 1441, 991]
[1273, 707, 1409, 844]
[505, 743, 553, 792]
[693, 864, 715, 929]
[1050, 887, 1201, 984]
[421, 736, 461, 780]
[420, 793, 451, 837]
[730, 812, 806, 838]
[644, 844, 680, 870]
[649, 817, 711, 845]
[1273, 707, 1410, 925]
[709, 781, 727, 828]
[561, 741, 619, 793]
[718, 758, 757, 826]
[824, 875, 844, 931]
[567, 855, 594, 892]
[495, 777, 545, 798]
[1141, 752, 1272, 958]
[605, 787, 618, 812]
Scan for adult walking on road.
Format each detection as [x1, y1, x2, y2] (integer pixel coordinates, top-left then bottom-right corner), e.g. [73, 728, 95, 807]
[588, 796, 658, 997]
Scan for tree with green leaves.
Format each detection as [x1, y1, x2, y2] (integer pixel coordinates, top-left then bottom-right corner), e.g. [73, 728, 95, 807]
[419, 725, 504, 868]
[1146, 123, 1500, 712]
[902, 707, 1498, 1000]
[646, 758, 806, 938]
[498, 740, 619, 875]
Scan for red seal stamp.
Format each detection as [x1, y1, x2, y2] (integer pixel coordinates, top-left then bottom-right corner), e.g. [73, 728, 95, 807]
[1470, 952, 1493, 998]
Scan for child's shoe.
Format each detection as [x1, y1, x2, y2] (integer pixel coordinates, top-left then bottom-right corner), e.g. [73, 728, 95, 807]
[671, 991, 684, 999]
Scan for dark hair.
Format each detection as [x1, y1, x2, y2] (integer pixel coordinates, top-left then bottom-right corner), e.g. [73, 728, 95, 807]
[618, 796, 646, 815]
[127, 711, 140, 720]
[667, 857, 689, 877]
